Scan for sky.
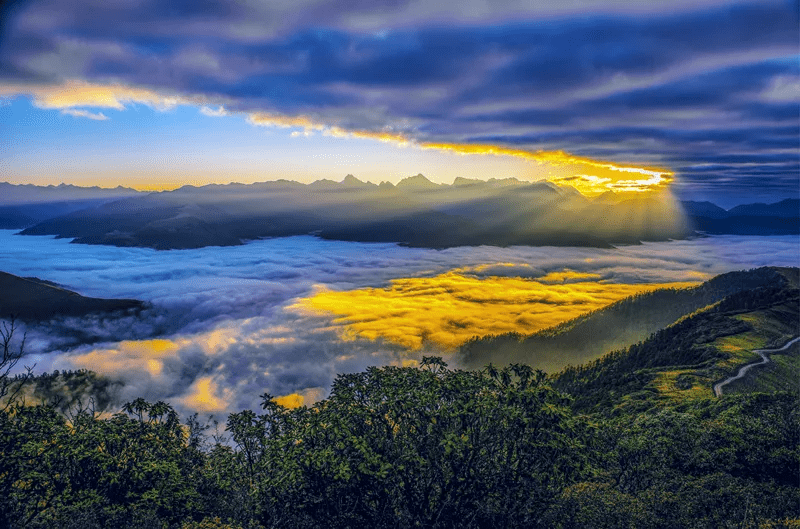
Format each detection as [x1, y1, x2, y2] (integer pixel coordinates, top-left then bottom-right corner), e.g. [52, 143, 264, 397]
[1, 230, 798, 414]
[1, 0, 797, 206]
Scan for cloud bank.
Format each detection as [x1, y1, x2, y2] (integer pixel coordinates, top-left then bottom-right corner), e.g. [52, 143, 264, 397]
[294, 269, 698, 349]
[0, 230, 797, 415]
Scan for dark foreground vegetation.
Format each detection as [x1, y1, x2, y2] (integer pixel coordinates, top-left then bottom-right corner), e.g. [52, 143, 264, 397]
[1, 267, 798, 528]
[1, 361, 798, 528]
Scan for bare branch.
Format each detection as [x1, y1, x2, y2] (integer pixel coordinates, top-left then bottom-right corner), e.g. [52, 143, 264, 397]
[0, 316, 35, 411]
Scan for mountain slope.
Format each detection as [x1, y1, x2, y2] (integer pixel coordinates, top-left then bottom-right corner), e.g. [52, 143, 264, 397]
[0, 271, 144, 321]
[460, 267, 796, 372]
[552, 272, 799, 413]
[719, 338, 799, 394]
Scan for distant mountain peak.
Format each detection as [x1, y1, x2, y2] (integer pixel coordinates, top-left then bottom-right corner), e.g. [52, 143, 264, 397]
[309, 179, 339, 189]
[0, 181, 141, 206]
[486, 177, 523, 187]
[397, 173, 439, 189]
[340, 174, 375, 187]
[680, 200, 728, 219]
[453, 177, 482, 186]
[681, 198, 799, 219]
[341, 174, 361, 185]
[594, 190, 622, 204]
[727, 199, 799, 218]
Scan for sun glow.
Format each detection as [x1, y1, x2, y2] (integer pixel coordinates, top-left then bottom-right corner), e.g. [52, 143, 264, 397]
[2, 80, 674, 195]
[66, 339, 181, 376]
[419, 143, 674, 195]
[293, 268, 698, 350]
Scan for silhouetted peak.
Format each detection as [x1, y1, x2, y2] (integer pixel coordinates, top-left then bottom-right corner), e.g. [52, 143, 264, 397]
[452, 177, 483, 186]
[594, 190, 621, 203]
[309, 179, 339, 189]
[340, 174, 375, 188]
[397, 173, 439, 189]
[524, 181, 562, 194]
[486, 177, 523, 187]
[728, 199, 799, 218]
[680, 200, 728, 218]
[341, 174, 361, 185]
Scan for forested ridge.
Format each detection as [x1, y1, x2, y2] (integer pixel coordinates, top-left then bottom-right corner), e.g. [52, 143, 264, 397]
[553, 269, 799, 414]
[460, 266, 795, 371]
[0, 268, 798, 528]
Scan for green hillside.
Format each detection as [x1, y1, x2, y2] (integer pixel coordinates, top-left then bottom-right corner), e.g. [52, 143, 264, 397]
[552, 269, 799, 413]
[460, 266, 795, 372]
[721, 339, 799, 394]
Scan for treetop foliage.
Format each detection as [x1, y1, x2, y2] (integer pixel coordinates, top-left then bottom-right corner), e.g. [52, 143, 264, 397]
[0, 267, 798, 527]
[0, 358, 796, 528]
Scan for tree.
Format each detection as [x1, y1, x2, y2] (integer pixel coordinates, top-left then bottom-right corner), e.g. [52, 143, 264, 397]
[221, 358, 591, 528]
[0, 317, 33, 411]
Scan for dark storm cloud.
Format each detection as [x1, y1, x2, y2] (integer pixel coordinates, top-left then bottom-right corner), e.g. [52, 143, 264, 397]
[1, 0, 797, 202]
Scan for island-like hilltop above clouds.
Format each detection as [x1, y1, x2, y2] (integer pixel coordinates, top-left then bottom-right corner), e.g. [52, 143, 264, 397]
[2, 176, 797, 250]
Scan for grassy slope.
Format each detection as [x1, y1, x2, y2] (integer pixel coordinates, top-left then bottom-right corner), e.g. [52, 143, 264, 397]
[553, 270, 799, 413]
[646, 300, 799, 405]
[723, 341, 799, 394]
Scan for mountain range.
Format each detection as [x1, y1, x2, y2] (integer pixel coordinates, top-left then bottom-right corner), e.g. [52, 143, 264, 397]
[681, 199, 799, 235]
[1, 178, 797, 249]
[0, 182, 139, 230]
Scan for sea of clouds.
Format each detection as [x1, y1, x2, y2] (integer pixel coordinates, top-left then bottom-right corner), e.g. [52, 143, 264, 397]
[0, 230, 797, 415]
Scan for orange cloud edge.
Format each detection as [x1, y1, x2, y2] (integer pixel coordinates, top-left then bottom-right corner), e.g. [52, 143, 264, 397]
[2, 80, 675, 196]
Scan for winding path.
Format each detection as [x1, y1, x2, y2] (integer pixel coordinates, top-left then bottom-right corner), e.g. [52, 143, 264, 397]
[713, 336, 800, 397]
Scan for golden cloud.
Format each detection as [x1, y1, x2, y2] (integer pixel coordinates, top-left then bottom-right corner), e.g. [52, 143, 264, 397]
[66, 338, 180, 377]
[247, 112, 411, 145]
[179, 376, 232, 413]
[0, 80, 194, 111]
[537, 270, 604, 283]
[293, 268, 697, 350]
[274, 392, 304, 408]
[273, 387, 326, 408]
[325, 126, 411, 145]
[419, 143, 674, 195]
[1, 79, 674, 196]
[244, 115, 671, 194]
